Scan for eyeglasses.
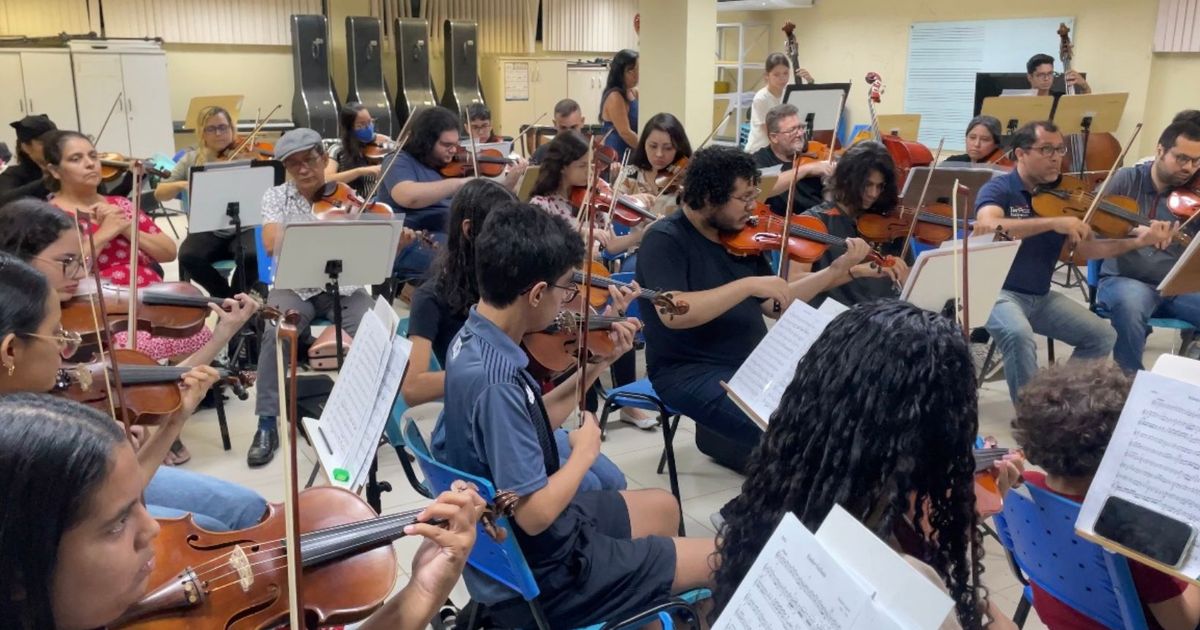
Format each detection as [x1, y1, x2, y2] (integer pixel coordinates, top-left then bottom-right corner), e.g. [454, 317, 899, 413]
[1169, 151, 1200, 167]
[282, 151, 323, 172]
[21, 328, 83, 359]
[203, 124, 232, 135]
[1032, 71, 1056, 80]
[772, 125, 806, 137]
[552, 283, 580, 304]
[1029, 144, 1068, 157]
[33, 254, 90, 278]
[469, 122, 492, 132]
[732, 188, 763, 206]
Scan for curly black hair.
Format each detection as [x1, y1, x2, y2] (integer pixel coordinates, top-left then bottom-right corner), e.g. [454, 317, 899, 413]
[530, 131, 589, 198]
[402, 106, 460, 168]
[828, 141, 898, 215]
[1014, 360, 1131, 478]
[712, 300, 987, 629]
[629, 112, 692, 172]
[429, 178, 518, 315]
[680, 145, 759, 211]
[475, 201, 585, 308]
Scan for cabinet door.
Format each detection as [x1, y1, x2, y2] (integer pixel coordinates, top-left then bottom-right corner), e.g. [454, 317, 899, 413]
[73, 53, 131, 155]
[0, 53, 25, 151]
[20, 51, 79, 132]
[119, 53, 175, 158]
[532, 59, 567, 123]
[566, 68, 603, 122]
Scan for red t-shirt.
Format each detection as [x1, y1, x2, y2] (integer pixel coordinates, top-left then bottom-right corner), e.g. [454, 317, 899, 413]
[1022, 471, 1187, 629]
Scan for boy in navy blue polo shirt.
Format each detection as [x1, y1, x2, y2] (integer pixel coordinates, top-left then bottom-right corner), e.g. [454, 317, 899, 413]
[432, 202, 717, 628]
[974, 120, 1174, 402]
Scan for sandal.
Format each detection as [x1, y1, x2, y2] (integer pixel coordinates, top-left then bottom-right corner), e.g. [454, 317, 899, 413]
[164, 439, 191, 466]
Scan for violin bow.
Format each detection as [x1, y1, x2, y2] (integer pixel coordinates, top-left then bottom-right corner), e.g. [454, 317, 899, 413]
[952, 178, 971, 339]
[1065, 123, 1142, 264]
[125, 162, 144, 350]
[363, 107, 419, 204]
[607, 149, 634, 232]
[515, 111, 549, 159]
[75, 212, 130, 428]
[575, 141, 599, 414]
[650, 111, 733, 208]
[226, 104, 282, 159]
[899, 139, 944, 261]
[824, 99, 844, 167]
[273, 310, 305, 627]
[462, 106, 481, 179]
[772, 156, 800, 314]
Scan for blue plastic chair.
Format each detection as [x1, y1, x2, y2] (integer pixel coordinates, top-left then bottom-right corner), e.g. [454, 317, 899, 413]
[1087, 259, 1196, 356]
[993, 482, 1150, 630]
[401, 418, 710, 630]
[384, 316, 442, 499]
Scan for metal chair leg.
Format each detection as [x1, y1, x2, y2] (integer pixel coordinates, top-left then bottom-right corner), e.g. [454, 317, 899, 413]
[1013, 593, 1031, 628]
[656, 415, 680, 475]
[214, 383, 232, 451]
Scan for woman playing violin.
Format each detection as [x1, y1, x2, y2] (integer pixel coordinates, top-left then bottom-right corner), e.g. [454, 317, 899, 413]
[0, 391, 486, 630]
[800, 142, 911, 306]
[325, 102, 386, 198]
[713, 300, 1021, 630]
[617, 112, 693, 217]
[945, 115, 1006, 165]
[153, 106, 260, 300]
[43, 130, 215, 363]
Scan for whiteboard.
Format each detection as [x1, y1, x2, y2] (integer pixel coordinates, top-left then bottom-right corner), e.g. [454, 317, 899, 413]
[903, 17, 1075, 151]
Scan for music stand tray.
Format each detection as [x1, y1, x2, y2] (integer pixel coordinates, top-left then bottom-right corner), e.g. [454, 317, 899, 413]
[1052, 92, 1129, 136]
[901, 166, 1002, 211]
[875, 114, 921, 141]
[980, 95, 1055, 134]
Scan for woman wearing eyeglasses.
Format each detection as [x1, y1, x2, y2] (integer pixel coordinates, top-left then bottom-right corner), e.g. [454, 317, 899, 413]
[0, 250, 268, 534]
[153, 106, 260, 300]
[325, 102, 386, 199]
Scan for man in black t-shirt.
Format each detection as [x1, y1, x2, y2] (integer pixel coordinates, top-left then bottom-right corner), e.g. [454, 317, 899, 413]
[636, 146, 869, 472]
[753, 103, 832, 218]
[800, 142, 912, 308]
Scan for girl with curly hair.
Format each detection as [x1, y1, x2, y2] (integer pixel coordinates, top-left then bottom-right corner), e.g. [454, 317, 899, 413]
[712, 300, 1019, 629]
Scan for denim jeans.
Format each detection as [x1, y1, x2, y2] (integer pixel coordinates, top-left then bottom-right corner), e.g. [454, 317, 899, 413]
[1096, 275, 1200, 371]
[392, 231, 446, 282]
[985, 289, 1117, 402]
[652, 365, 764, 472]
[145, 467, 267, 531]
[553, 429, 627, 492]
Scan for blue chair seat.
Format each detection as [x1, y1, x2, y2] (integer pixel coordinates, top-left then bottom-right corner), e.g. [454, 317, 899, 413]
[605, 378, 679, 415]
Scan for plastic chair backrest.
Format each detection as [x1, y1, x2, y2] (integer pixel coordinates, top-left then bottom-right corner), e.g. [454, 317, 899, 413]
[1087, 259, 1102, 290]
[401, 417, 542, 601]
[254, 225, 275, 285]
[993, 483, 1149, 630]
[384, 318, 442, 448]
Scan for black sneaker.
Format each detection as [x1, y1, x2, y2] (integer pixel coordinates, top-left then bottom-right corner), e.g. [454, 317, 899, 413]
[247, 428, 278, 467]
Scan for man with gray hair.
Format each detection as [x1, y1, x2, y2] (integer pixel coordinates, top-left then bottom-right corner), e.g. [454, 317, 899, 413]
[752, 103, 833, 217]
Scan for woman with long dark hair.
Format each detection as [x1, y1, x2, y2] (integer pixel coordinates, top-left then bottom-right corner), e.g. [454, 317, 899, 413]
[599, 49, 640, 157]
[618, 112, 693, 217]
[0, 393, 485, 630]
[712, 300, 1019, 630]
[325, 102, 386, 198]
[945, 115, 1005, 164]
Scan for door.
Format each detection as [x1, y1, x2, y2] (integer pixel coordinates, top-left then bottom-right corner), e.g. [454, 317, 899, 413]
[73, 52, 131, 155]
[20, 51, 80, 133]
[119, 53, 174, 158]
[567, 66, 607, 122]
[0, 53, 25, 151]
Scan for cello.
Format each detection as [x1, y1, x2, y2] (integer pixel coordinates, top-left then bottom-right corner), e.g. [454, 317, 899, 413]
[862, 72, 933, 187]
[1056, 24, 1121, 182]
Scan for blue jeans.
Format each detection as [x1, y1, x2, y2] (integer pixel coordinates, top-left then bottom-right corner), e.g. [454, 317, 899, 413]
[653, 365, 764, 471]
[986, 289, 1117, 402]
[145, 467, 267, 532]
[393, 232, 446, 282]
[554, 429, 627, 492]
[1096, 275, 1200, 371]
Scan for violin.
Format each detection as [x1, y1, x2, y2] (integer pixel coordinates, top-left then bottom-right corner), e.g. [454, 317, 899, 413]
[856, 203, 970, 247]
[1033, 174, 1192, 247]
[722, 203, 895, 268]
[54, 348, 251, 425]
[1168, 179, 1200, 220]
[974, 439, 1020, 517]
[571, 260, 689, 316]
[98, 153, 170, 182]
[217, 136, 274, 161]
[362, 138, 399, 162]
[311, 181, 395, 218]
[112, 486, 518, 629]
[652, 157, 689, 196]
[980, 147, 1015, 168]
[523, 312, 628, 381]
[1057, 24, 1121, 180]
[439, 147, 512, 178]
[862, 72, 934, 187]
[570, 179, 659, 227]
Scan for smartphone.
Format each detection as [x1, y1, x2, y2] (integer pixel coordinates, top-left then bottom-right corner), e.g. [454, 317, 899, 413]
[1093, 496, 1196, 568]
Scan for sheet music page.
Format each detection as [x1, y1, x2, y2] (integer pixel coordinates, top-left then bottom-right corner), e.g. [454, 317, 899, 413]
[727, 299, 836, 425]
[348, 334, 413, 489]
[315, 309, 391, 467]
[1152, 355, 1200, 387]
[713, 511, 875, 630]
[1157, 233, 1200, 297]
[371, 295, 399, 334]
[1077, 371, 1200, 578]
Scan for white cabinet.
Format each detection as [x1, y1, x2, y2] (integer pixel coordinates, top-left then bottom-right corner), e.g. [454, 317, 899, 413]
[73, 53, 131, 154]
[0, 49, 79, 152]
[567, 65, 607, 123]
[70, 41, 174, 159]
[485, 58, 613, 137]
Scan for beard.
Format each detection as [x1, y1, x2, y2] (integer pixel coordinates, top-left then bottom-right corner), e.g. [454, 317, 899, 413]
[707, 208, 750, 235]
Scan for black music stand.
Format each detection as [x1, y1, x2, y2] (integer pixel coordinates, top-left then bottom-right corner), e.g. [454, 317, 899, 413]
[783, 83, 851, 146]
[902, 166, 1004, 214]
[980, 95, 1055, 138]
[189, 160, 283, 295]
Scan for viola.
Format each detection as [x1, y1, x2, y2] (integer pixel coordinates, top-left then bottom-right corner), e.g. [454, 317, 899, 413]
[439, 147, 512, 178]
[856, 203, 970, 246]
[570, 179, 659, 227]
[571, 260, 689, 316]
[1033, 175, 1192, 248]
[721, 203, 894, 268]
[112, 486, 518, 629]
[311, 181, 395, 218]
[98, 153, 170, 182]
[523, 312, 628, 381]
[862, 73, 933, 186]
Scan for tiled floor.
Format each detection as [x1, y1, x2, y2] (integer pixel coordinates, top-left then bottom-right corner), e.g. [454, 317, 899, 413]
[155, 214, 1185, 628]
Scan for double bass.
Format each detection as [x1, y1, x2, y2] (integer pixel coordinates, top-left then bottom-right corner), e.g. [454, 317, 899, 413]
[862, 73, 933, 187]
[1056, 24, 1121, 182]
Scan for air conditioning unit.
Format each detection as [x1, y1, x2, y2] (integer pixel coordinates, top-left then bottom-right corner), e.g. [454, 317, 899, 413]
[717, 0, 814, 10]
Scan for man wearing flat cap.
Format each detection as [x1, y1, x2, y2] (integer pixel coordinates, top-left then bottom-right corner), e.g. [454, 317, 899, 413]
[0, 114, 57, 205]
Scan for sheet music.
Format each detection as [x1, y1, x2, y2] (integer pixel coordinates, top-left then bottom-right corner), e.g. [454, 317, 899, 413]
[349, 334, 412, 489]
[313, 308, 392, 468]
[727, 299, 837, 426]
[714, 507, 953, 630]
[1077, 370, 1200, 578]
[1157, 230, 1200, 297]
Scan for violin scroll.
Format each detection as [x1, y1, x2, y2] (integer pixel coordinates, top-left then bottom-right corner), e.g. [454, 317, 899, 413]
[481, 489, 519, 542]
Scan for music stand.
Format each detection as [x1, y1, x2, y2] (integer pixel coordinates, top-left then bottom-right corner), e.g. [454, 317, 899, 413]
[274, 220, 404, 368]
[875, 114, 921, 141]
[783, 83, 851, 144]
[901, 166, 1001, 215]
[183, 95, 244, 132]
[188, 160, 283, 294]
[980, 95, 1055, 136]
[900, 238, 1022, 326]
[1052, 92, 1129, 178]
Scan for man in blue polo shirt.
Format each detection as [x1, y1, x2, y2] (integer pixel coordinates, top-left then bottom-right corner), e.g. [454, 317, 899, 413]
[974, 120, 1175, 402]
[432, 201, 717, 628]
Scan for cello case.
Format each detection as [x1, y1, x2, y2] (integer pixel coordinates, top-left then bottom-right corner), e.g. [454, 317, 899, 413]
[393, 17, 438, 129]
[346, 16, 397, 137]
[439, 19, 486, 129]
[290, 14, 340, 138]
